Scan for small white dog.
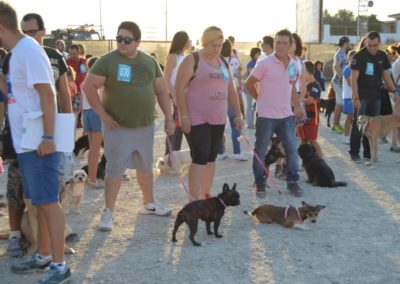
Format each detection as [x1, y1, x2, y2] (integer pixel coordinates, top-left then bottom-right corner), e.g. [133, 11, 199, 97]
[61, 169, 87, 214]
[156, 149, 191, 176]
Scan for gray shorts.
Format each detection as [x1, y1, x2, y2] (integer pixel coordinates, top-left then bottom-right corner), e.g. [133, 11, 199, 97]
[104, 124, 154, 177]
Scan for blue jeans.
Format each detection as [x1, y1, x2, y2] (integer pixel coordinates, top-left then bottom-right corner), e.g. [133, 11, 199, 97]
[227, 106, 241, 154]
[253, 116, 299, 185]
[244, 91, 255, 128]
[17, 151, 61, 206]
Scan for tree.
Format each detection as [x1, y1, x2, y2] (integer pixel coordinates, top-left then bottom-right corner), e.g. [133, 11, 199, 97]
[323, 9, 382, 35]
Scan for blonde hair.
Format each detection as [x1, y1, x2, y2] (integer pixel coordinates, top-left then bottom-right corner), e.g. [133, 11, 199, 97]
[201, 26, 224, 47]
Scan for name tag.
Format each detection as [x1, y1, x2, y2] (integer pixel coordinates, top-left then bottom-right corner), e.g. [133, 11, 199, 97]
[365, 62, 374, 76]
[220, 66, 230, 82]
[117, 64, 132, 82]
[288, 63, 297, 81]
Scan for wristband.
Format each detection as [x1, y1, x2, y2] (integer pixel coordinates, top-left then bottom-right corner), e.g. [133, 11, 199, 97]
[234, 116, 242, 122]
[353, 97, 360, 101]
[42, 135, 54, 141]
[180, 115, 189, 119]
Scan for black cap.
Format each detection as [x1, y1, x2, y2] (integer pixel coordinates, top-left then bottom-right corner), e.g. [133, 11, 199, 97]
[336, 36, 350, 46]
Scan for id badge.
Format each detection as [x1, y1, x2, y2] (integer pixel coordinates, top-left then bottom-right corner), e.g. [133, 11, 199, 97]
[117, 64, 132, 82]
[288, 63, 297, 81]
[220, 66, 230, 82]
[79, 63, 86, 73]
[365, 62, 374, 76]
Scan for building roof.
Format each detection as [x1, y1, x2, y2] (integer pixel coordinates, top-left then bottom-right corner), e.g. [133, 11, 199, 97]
[388, 13, 400, 20]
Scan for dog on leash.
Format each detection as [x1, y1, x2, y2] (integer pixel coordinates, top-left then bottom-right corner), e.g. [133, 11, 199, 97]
[172, 183, 240, 246]
[360, 114, 400, 167]
[61, 170, 87, 214]
[244, 201, 325, 228]
[298, 144, 347, 187]
[156, 149, 191, 175]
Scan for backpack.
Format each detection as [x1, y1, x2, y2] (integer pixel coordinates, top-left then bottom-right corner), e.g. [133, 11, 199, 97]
[190, 51, 230, 81]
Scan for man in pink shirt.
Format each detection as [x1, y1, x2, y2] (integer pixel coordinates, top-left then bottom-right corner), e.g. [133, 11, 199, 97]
[245, 29, 305, 198]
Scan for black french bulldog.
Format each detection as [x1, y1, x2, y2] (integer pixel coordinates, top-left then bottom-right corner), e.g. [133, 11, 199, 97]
[172, 183, 240, 246]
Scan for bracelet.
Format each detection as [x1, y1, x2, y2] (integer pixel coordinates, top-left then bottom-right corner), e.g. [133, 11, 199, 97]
[234, 116, 242, 122]
[353, 97, 360, 101]
[180, 115, 189, 119]
[42, 135, 54, 141]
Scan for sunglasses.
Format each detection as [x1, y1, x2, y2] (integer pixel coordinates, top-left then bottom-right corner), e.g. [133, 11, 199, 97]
[116, 36, 135, 45]
[22, 29, 40, 36]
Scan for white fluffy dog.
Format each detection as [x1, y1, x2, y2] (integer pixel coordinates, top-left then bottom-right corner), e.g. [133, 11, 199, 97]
[62, 169, 87, 214]
[156, 149, 191, 176]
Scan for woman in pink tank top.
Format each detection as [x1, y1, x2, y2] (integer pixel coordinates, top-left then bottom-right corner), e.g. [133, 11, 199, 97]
[175, 26, 244, 201]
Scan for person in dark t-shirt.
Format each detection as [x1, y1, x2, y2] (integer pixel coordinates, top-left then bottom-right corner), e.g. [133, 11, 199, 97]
[349, 31, 399, 161]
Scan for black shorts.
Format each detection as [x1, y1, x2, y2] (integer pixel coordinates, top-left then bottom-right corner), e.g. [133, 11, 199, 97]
[185, 124, 225, 165]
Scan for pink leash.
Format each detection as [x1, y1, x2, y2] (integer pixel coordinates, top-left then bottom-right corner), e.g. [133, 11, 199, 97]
[239, 131, 301, 216]
[238, 132, 283, 195]
[166, 138, 194, 200]
[284, 205, 303, 223]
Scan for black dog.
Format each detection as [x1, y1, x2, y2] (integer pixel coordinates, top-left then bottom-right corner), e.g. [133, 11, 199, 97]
[81, 154, 107, 180]
[298, 144, 346, 187]
[73, 135, 104, 156]
[172, 183, 240, 246]
[265, 136, 286, 170]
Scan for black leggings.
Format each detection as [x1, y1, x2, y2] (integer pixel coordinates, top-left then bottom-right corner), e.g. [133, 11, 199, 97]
[184, 124, 225, 165]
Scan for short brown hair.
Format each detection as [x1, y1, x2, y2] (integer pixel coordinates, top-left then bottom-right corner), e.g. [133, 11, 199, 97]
[304, 60, 315, 75]
[118, 21, 141, 41]
[275, 29, 292, 45]
[0, 1, 18, 31]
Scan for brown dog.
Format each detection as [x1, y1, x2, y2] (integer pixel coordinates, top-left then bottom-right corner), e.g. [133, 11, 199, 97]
[361, 114, 400, 167]
[244, 201, 325, 228]
[172, 183, 240, 246]
[0, 199, 76, 254]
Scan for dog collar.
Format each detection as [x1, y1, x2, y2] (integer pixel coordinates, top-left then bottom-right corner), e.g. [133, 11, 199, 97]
[218, 198, 227, 208]
[284, 205, 303, 223]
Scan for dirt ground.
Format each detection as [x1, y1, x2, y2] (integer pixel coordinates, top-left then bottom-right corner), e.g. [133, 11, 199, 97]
[0, 115, 399, 284]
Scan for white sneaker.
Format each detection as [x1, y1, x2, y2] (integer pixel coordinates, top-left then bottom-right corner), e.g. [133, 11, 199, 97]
[217, 153, 229, 160]
[342, 136, 350, 145]
[139, 201, 172, 216]
[229, 153, 248, 161]
[98, 208, 113, 231]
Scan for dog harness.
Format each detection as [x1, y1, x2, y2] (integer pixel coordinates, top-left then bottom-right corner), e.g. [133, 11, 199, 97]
[284, 205, 303, 223]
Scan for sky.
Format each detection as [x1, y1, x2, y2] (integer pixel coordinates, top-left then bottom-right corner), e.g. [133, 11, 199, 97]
[9, 0, 398, 42]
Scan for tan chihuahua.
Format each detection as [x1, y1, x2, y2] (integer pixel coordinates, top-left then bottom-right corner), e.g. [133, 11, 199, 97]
[244, 201, 325, 228]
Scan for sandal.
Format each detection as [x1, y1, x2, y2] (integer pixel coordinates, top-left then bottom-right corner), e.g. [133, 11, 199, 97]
[87, 180, 104, 189]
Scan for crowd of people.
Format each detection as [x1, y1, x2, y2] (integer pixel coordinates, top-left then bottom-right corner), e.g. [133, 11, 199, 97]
[0, 1, 400, 283]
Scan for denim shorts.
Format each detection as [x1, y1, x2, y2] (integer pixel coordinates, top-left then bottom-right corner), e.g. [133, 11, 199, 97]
[84, 108, 102, 133]
[17, 151, 61, 206]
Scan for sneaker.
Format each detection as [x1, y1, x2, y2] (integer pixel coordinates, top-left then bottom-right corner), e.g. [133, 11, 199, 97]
[7, 237, 26, 258]
[229, 153, 248, 161]
[287, 182, 303, 197]
[390, 147, 400, 153]
[11, 252, 51, 274]
[122, 174, 131, 181]
[342, 136, 350, 145]
[139, 201, 172, 216]
[255, 184, 266, 198]
[217, 153, 228, 160]
[331, 126, 343, 134]
[98, 208, 113, 231]
[87, 179, 104, 189]
[350, 154, 361, 163]
[37, 264, 72, 284]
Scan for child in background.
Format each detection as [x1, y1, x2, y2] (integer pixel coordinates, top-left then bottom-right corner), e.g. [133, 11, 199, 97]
[298, 61, 322, 158]
[314, 60, 325, 95]
[342, 50, 356, 145]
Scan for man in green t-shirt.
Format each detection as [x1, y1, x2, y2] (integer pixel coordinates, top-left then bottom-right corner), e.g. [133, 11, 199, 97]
[83, 21, 175, 231]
